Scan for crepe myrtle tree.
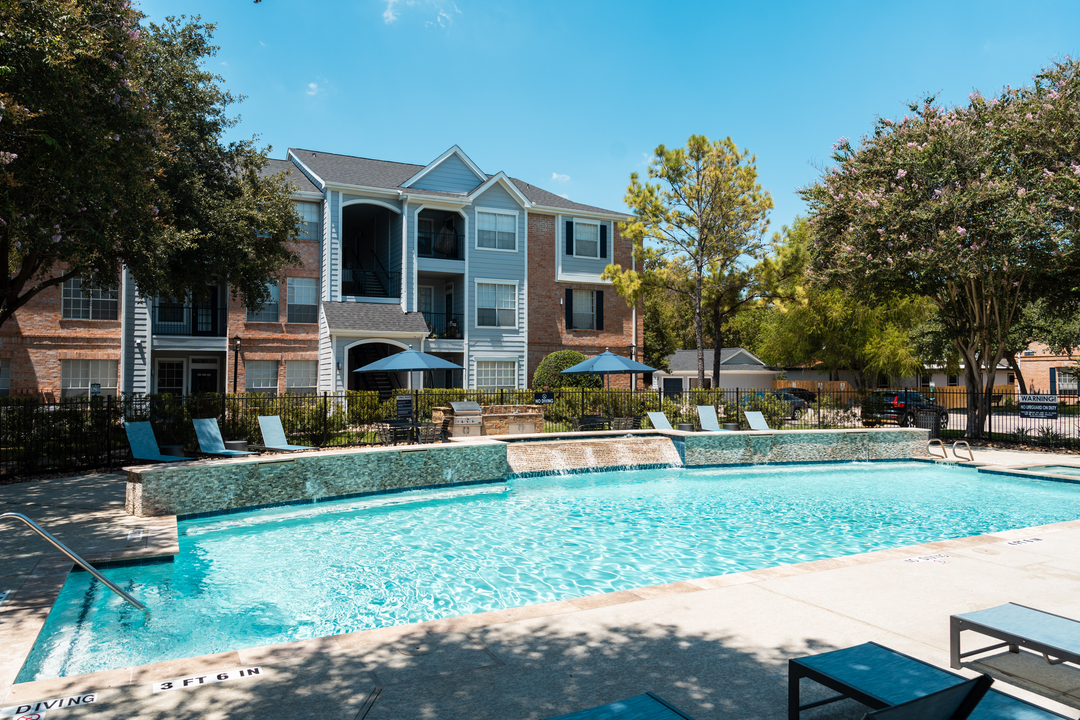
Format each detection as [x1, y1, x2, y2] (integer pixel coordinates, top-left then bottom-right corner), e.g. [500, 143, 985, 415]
[0, 2, 298, 327]
[801, 58, 1080, 437]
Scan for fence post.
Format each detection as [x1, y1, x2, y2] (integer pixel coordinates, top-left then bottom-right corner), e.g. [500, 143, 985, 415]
[322, 391, 329, 447]
[106, 395, 113, 469]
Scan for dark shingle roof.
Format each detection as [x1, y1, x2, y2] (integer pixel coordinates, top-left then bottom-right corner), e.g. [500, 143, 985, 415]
[260, 158, 320, 194]
[322, 302, 429, 334]
[287, 148, 627, 217]
[666, 348, 771, 372]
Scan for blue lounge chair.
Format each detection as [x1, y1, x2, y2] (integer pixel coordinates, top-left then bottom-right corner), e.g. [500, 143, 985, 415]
[696, 405, 728, 432]
[743, 410, 771, 431]
[257, 416, 314, 452]
[789, 641, 1069, 720]
[124, 421, 194, 462]
[951, 603, 1080, 670]
[646, 412, 673, 431]
[193, 418, 254, 457]
[863, 675, 992, 719]
[544, 692, 696, 719]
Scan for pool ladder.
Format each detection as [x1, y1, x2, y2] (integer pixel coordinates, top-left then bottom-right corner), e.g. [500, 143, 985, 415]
[0, 512, 148, 612]
[926, 439, 975, 462]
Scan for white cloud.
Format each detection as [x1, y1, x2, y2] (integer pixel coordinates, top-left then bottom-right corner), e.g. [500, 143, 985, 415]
[385, 0, 460, 27]
[383, 0, 401, 22]
[551, 172, 570, 183]
[307, 82, 320, 96]
[259, 41, 266, 47]
[558, 193, 569, 199]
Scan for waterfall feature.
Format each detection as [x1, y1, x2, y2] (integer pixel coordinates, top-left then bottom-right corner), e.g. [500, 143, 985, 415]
[505, 436, 683, 477]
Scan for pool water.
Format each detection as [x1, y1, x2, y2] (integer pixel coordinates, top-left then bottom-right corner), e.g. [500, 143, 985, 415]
[19, 461, 1080, 681]
[1024, 465, 1080, 477]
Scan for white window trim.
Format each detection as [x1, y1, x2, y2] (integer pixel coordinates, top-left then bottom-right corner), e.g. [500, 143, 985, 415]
[473, 357, 519, 391]
[474, 206, 519, 253]
[473, 279, 519, 331]
[572, 218, 602, 259]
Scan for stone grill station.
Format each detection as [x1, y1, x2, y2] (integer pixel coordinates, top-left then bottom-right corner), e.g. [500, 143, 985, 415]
[433, 402, 545, 437]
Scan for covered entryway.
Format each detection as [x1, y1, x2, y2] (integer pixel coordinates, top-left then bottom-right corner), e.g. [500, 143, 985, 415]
[348, 343, 408, 396]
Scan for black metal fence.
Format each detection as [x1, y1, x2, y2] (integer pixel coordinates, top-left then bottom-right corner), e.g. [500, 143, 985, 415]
[2, 387, 1078, 479]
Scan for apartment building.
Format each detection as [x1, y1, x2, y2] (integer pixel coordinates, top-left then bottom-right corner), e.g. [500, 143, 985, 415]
[0, 145, 643, 397]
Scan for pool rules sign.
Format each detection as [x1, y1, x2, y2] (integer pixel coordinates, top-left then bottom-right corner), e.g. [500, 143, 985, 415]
[1020, 394, 1058, 419]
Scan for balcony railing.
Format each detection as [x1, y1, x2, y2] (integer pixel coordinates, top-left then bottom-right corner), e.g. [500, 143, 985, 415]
[423, 311, 464, 339]
[152, 305, 227, 336]
[418, 231, 464, 261]
[342, 268, 401, 299]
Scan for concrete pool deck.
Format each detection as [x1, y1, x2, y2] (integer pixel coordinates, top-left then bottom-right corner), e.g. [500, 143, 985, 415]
[4, 452, 1080, 718]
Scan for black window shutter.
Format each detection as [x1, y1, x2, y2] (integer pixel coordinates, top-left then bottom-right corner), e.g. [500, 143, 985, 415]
[565, 221, 574, 256]
[599, 225, 607, 259]
[565, 289, 573, 329]
[1051, 367, 1058, 394]
[595, 290, 604, 331]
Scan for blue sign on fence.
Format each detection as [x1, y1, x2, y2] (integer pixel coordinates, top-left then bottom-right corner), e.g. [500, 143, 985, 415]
[1019, 394, 1058, 419]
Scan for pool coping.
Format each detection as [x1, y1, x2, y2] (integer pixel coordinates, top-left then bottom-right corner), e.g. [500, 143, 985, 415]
[7, 454, 1080, 705]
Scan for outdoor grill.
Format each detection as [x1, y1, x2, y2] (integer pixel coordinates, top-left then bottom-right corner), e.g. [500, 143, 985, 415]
[448, 400, 483, 438]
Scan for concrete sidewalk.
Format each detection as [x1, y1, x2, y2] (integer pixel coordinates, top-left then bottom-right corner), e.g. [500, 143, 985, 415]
[4, 456, 1080, 719]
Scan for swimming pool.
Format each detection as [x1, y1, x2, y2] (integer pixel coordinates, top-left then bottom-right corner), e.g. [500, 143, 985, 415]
[18, 461, 1080, 681]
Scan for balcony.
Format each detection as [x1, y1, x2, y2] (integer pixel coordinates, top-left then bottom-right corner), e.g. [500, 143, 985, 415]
[342, 268, 401, 299]
[418, 231, 464, 261]
[152, 305, 227, 336]
[423, 311, 464, 339]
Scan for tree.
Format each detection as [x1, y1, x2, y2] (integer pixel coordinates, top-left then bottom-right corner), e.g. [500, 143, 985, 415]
[801, 58, 1080, 437]
[608, 136, 773, 388]
[0, 2, 298, 327]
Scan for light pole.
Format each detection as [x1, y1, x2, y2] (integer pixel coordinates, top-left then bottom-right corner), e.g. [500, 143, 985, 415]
[232, 335, 241, 394]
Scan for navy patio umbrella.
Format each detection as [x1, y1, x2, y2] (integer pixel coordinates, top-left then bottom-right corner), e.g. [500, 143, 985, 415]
[559, 349, 656, 382]
[352, 347, 463, 390]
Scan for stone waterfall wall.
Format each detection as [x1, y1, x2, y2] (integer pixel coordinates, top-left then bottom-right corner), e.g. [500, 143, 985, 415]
[126, 442, 508, 518]
[506, 436, 682, 476]
[682, 428, 927, 466]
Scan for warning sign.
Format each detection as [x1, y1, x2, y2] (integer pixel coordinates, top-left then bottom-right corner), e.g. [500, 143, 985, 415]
[152, 667, 262, 693]
[1020, 394, 1058, 419]
[1, 693, 96, 717]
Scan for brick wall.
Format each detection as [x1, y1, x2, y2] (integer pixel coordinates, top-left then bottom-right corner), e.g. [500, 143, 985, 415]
[1016, 342, 1078, 394]
[228, 238, 320, 392]
[526, 213, 644, 389]
[0, 275, 121, 396]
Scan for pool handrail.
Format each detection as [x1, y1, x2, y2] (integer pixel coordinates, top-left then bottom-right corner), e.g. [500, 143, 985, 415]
[927, 439, 947, 459]
[952, 440, 974, 462]
[0, 512, 148, 612]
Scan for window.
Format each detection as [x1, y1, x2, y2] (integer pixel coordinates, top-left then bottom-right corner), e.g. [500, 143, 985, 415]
[920, 374, 931, 386]
[286, 360, 317, 395]
[476, 360, 516, 390]
[1058, 368, 1078, 396]
[157, 361, 184, 395]
[947, 374, 959, 386]
[296, 202, 320, 241]
[62, 278, 118, 320]
[418, 286, 433, 314]
[476, 282, 516, 328]
[245, 360, 278, 393]
[247, 282, 280, 322]
[0, 358, 8, 397]
[566, 289, 603, 331]
[477, 211, 516, 251]
[286, 277, 318, 323]
[1007, 373, 1016, 385]
[574, 221, 600, 258]
[573, 289, 596, 330]
[60, 359, 118, 397]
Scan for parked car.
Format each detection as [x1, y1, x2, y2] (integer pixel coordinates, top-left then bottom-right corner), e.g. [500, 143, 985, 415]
[860, 390, 949, 428]
[771, 390, 810, 420]
[781, 387, 817, 404]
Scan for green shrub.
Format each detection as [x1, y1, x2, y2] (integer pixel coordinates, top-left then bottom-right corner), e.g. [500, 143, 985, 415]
[532, 351, 602, 390]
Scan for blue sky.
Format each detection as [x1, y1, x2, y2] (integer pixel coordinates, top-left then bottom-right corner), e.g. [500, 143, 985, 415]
[136, 0, 1080, 234]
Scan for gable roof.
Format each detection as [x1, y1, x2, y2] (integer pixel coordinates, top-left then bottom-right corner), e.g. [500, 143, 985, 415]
[666, 348, 773, 373]
[286, 147, 627, 218]
[260, 158, 320, 195]
[321, 302, 429, 335]
[401, 145, 486, 189]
